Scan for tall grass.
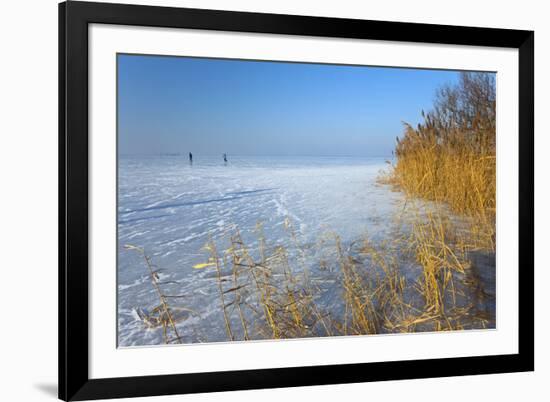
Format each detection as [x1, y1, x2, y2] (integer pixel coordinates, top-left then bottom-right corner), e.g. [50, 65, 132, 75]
[390, 72, 496, 251]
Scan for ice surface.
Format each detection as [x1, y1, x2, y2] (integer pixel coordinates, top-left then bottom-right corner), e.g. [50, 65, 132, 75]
[117, 155, 405, 346]
[116, 155, 493, 346]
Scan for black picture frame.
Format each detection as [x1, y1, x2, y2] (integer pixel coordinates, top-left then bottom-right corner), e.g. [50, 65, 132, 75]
[59, 1, 534, 400]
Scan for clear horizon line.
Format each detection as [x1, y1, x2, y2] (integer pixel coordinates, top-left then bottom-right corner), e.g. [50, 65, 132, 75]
[119, 153, 394, 158]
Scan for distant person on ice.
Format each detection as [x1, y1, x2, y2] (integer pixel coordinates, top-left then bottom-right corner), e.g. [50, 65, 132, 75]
[189, 152, 193, 164]
[223, 153, 228, 163]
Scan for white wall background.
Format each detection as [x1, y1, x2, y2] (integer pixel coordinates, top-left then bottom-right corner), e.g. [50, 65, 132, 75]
[0, 0, 546, 401]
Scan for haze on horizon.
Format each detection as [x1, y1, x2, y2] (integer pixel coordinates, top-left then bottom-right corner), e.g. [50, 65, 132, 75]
[118, 54, 463, 157]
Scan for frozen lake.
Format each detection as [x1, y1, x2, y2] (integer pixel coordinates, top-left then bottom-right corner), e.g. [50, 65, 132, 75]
[117, 155, 494, 346]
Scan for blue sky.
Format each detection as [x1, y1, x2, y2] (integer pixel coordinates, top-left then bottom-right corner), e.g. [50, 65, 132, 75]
[118, 54, 460, 157]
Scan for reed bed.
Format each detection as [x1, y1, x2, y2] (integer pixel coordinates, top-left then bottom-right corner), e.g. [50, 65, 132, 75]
[388, 72, 496, 252]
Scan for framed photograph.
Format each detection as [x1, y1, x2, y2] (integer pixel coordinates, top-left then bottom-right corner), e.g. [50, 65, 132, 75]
[59, 1, 534, 400]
